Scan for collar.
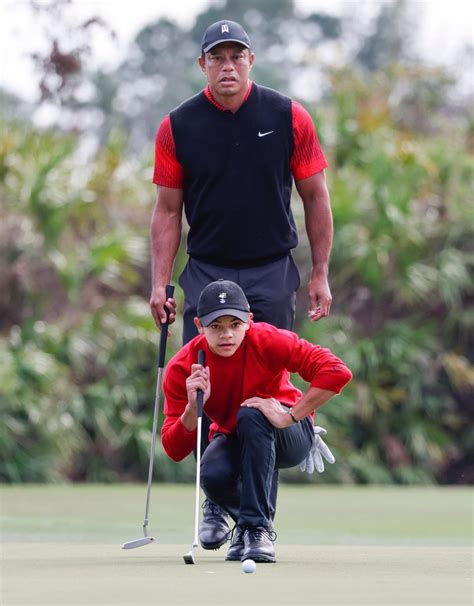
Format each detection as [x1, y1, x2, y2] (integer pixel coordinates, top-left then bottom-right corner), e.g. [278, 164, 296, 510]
[204, 81, 253, 112]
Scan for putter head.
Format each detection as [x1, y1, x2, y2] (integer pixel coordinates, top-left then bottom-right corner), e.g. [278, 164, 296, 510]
[183, 545, 196, 564]
[121, 536, 155, 550]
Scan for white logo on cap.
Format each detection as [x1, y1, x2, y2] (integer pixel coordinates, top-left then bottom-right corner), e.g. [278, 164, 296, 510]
[221, 24, 229, 33]
[219, 292, 227, 304]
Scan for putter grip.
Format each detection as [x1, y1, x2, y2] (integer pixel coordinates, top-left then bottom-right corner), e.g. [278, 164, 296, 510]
[158, 284, 175, 368]
[196, 350, 206, 418]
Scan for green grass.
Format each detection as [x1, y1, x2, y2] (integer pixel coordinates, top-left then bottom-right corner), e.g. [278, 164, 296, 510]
[1, 484, 473, 605]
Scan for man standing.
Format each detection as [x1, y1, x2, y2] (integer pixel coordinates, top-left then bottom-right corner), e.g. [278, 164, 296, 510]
[150, 20, 333, 550]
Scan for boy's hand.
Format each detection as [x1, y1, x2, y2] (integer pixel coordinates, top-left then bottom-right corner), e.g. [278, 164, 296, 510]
[181, 363, 211, 432]
[185, 363, 211, 409]
[241, 397, 290, 428]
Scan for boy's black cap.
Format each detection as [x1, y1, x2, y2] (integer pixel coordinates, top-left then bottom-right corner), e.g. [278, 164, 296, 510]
[197, 279, 250, 326]
[201, 20, 251, 54]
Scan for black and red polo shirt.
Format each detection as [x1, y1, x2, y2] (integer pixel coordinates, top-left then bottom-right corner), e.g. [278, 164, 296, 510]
[153, 82, 328, 268]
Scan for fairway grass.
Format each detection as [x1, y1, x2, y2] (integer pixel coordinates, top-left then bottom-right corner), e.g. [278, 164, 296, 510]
[1, 484, 472, 605]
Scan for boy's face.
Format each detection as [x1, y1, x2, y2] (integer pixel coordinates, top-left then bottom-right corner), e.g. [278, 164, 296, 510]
[195, 314, 252, 357]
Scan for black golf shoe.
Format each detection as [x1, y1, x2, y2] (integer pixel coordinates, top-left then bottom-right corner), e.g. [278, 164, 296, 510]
[225, 526, 244, 561]
[242, 526, 277, 563]
[199, 499, 231, 550]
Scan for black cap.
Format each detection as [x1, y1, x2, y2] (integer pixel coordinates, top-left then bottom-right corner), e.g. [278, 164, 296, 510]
[197, 279, 250, 326]
[201, 20, 251, 54]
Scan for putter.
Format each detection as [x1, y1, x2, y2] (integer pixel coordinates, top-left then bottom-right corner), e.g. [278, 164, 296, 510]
[183, 349, 206, 564]
[122, 283, 175, 550]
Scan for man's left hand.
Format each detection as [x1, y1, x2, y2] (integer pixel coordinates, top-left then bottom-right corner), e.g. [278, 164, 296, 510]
[308, 274, 332, 321]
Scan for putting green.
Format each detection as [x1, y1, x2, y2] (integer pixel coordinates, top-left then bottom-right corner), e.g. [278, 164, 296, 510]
[1, 485, 472, 605]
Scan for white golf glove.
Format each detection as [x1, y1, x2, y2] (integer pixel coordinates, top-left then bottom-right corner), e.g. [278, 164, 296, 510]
[299, 426, 336, 474]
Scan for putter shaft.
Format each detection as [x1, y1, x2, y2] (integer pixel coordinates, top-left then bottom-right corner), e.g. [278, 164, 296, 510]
[183, 350, 205, 564]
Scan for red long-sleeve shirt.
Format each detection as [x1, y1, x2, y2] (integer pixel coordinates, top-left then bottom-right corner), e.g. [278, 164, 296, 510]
[162, 322, 352, 461]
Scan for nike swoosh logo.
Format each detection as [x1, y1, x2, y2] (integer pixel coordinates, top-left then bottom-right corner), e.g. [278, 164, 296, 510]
[258, 130, 274, 137]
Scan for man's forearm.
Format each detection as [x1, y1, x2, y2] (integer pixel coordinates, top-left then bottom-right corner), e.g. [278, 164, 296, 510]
[305, 190, 333, 275]
[150, 205, 182, 287]
[295, 172, 333, 318]
[296, 171, 333, 274]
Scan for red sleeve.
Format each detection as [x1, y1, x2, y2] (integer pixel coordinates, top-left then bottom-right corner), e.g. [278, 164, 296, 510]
[153, 115, 184, 188]
[161, 352, 198, 461]
[303, 346, 352, 393]
[290, 101, 328, 181]
[287, 332, 352, 393]
[256, 325, 352, 393]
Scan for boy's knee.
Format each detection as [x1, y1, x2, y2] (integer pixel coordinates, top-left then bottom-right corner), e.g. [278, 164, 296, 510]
[237, 405, 271, 431]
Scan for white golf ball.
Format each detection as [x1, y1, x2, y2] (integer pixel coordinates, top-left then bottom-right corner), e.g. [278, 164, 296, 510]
[241, 559, 256, 574]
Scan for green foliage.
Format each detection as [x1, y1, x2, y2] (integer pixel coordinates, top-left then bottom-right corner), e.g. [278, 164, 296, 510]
[0, 323, 86, 482]
[0, 114, 198, 482]
[290, 65, 473, 485]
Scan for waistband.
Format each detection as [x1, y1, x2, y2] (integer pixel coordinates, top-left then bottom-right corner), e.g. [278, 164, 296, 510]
[190, 251, 291, 269]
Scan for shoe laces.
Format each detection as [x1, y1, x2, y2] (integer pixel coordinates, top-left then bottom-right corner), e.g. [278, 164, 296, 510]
[245, 526, 277, 543]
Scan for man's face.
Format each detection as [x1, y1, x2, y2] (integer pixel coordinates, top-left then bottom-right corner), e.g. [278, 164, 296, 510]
[195, 314, 251, 357]
[198, 42, 254, 99]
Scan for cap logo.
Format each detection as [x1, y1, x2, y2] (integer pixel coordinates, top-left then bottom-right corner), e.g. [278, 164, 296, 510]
[221, 24, 229, 33]
[218, 292, 227, 304]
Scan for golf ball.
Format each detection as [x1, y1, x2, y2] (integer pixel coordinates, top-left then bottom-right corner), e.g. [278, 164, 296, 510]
[241, 559, 256, 574]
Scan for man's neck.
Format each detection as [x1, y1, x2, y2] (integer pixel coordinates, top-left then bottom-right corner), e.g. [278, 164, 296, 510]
[208, 81, 251, 113]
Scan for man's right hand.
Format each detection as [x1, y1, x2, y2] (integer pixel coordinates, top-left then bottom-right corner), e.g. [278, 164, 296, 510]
[150, 285, 177, 328]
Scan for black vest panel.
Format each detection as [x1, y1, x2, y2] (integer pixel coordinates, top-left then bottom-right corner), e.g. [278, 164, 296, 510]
[170, 84, 296, 268]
